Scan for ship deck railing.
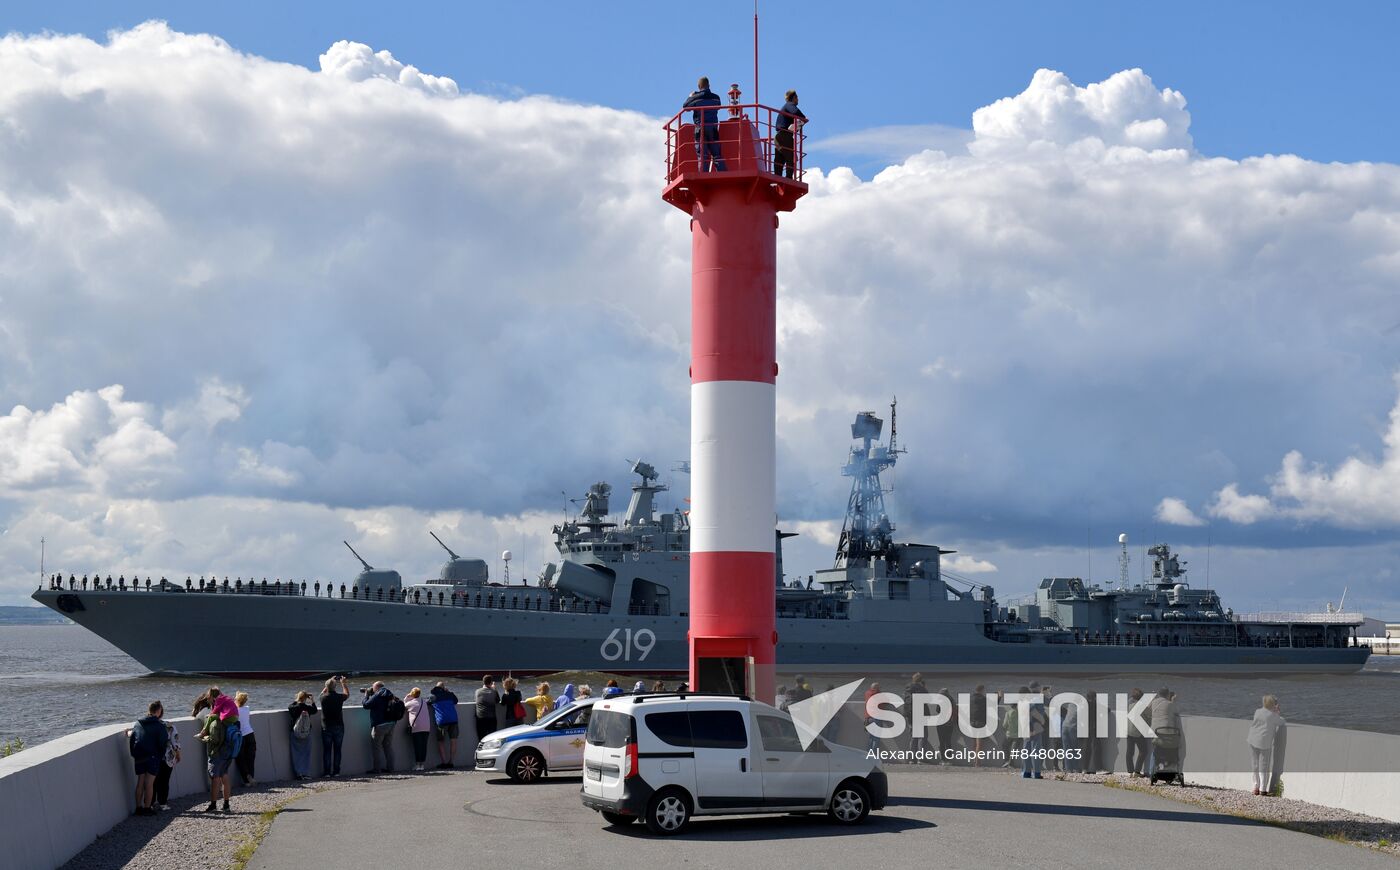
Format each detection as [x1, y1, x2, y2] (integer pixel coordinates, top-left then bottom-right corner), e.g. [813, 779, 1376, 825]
[1029, 630, 1359, 649]
[42, 576, 674, 617]
[51, 576, 852, 621]
[1233, 611, 1367, 624]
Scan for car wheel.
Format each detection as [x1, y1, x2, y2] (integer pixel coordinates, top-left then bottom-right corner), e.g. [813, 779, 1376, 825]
[507, 748, 545, 783]
[645, 787, 692, 835]
[828, 780, 871, 825]
[601, 810, 636, 826]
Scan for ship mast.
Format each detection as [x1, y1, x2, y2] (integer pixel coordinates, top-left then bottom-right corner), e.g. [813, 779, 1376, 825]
[834, 401, 905, 568]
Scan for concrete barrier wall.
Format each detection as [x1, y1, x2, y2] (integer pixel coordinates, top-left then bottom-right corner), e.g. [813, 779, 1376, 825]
[0, 703, 479, 870]
[1180, 715, 1400, 823]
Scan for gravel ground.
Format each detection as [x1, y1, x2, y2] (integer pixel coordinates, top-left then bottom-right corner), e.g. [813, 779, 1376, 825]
[59, 771, 451, 870]
[1046, 770, 1400, 858]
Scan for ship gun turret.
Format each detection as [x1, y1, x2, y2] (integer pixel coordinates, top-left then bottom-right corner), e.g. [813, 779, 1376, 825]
[429, 531, 489, 586]
[343, 541, 403, 592]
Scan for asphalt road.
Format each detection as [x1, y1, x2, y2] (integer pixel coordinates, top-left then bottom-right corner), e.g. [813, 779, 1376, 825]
[250, 768, 1396, 870]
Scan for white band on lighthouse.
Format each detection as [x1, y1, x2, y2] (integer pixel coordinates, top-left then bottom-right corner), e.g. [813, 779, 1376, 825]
[690, 379, 776, 555]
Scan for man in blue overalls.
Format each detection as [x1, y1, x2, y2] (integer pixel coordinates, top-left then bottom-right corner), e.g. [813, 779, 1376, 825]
[683, 77, 726, 172]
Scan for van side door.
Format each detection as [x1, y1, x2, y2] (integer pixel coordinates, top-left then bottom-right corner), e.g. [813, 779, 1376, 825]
[686, 702, 762, 811]
[755, 712, 830, 806]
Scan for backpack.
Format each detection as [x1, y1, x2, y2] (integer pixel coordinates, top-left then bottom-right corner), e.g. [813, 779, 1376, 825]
[432, 694, 459, 726]
[293, 709, 312, 738]
[385, 694, 406, 722]
[224, 721, 243, 758]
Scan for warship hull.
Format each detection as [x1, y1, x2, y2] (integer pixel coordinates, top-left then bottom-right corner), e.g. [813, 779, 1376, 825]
[31, 589, 1369, 677]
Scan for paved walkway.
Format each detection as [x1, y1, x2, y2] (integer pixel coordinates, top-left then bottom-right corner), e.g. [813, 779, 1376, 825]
[250, 769, 1397, 870]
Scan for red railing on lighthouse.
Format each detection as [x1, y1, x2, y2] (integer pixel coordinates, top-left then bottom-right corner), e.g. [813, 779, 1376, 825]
[663, 103, 807, 184]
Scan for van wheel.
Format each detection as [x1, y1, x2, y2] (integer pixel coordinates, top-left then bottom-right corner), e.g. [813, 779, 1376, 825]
[507, 749, 545, 783]
[645, 787, 692, 835]
[828, 780, 871, 825]
[601, 810, 635, 826]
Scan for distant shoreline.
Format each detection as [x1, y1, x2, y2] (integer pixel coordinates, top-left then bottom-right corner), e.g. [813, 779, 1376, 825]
[0, 606, 68, 625]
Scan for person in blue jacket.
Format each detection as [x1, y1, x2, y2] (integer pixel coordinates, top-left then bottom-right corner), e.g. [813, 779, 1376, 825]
[362, 682, 395, 774]
[429, 681, 460, 769]
[683, 77, 727, 172]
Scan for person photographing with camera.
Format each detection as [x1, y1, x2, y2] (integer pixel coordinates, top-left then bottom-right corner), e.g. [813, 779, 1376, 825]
[319, 676, 349, 777]
[361, 681, 401, 774]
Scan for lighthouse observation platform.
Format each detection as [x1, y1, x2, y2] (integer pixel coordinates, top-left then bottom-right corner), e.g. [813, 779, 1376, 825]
[663, 103, 809, 213]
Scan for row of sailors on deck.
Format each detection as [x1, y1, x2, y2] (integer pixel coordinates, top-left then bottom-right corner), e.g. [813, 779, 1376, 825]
[682, 76, 807, 177]
[44, 571, 650, 614]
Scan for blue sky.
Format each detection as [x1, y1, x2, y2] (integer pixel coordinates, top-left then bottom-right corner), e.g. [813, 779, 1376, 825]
[2, 9, 1400, 615]
[7, 1, 1400, 166]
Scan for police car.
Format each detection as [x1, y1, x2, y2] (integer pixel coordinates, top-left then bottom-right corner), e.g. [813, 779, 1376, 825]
[475, 698, 598, 782]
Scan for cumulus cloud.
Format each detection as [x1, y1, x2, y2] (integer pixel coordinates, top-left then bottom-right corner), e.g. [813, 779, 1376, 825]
[945, 554, 997, 575]
[970, 68, 1191, 155]
[785, 519, 840, 548]
[1203, 376, 1400, 529]
[1207, 483, 1277, 525]
[1155, 497, 1205, 527]
[0, 385, 175, 492]
[3, 26, 1400, 615]
[318, 40, 458, 96]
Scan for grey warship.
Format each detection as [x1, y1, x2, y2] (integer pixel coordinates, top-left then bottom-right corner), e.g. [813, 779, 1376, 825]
[32, 409, 1369, 677]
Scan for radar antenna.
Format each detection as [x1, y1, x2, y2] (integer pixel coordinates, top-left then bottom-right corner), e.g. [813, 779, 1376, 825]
[343, 541, 373, 571]
[888, 396, 902, 457]
[429, 531, 460, 561]
[834, 407, 904, 567]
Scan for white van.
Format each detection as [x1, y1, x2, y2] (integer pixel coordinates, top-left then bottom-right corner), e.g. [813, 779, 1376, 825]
[580, 693, 887, 835]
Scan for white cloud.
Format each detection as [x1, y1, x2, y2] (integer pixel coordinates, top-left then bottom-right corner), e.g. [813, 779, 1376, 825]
[1155, 497, 1205, 527]
[3, 26, 1400, 612]
[785, 519, 840, 548]
[919, 357, 962, 380]
[161, 379, 247, 434]
[318, 40, 458, 96]
[0, 385, 175, 492]
[970, 68, 1191, 156]
[945, 554, 997, 574]
[1208, 483, 1276, 525]
[1206, 376, 1400, 528]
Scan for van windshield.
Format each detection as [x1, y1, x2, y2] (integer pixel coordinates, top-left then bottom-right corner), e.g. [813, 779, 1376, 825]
[586, 709, 634, 748]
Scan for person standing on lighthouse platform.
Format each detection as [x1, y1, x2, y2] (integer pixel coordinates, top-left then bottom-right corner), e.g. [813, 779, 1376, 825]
[683, 77, 727, 172]
[774, 89, 806, 178]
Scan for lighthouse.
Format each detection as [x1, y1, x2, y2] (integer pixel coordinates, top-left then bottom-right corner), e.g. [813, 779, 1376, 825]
[663, 90, 807, 702]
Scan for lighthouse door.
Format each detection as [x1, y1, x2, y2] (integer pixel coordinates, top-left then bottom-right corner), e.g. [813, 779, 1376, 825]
[696, 655, 753, 696]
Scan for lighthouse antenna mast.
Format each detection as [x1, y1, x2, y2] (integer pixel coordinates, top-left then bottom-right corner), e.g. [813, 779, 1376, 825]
[754, 1, 759, 107]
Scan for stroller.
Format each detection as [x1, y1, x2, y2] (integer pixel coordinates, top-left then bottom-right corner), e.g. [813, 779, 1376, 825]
[1149, 725, 1184, 785]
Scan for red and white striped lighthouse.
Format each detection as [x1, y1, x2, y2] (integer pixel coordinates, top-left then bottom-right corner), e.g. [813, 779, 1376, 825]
[663, 98, 807, 702]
